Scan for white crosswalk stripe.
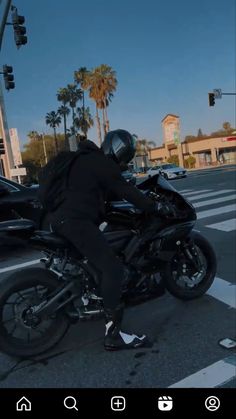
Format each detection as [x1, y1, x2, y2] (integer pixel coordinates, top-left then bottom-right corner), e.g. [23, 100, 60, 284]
[206, 218, 236, 232]
[185, 189, 234, 201]
[182, 189, 211, 196]
[177, 189, 192, 193]
[193, 194, 236, 208]
[197, 204, 236, 220]
[178, 187, 236, 231]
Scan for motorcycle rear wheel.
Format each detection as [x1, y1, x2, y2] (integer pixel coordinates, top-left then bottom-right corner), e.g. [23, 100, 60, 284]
[0, 267, 69, 358]
[163, 233, 217, 300]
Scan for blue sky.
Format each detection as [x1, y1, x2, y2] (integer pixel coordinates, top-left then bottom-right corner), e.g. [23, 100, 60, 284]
[1, 0, 235, 148]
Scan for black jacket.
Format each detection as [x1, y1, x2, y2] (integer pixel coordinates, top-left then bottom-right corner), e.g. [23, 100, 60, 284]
[53, 140, 155, 224]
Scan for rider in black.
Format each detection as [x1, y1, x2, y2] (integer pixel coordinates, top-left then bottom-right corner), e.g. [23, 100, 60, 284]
[51, 129, 169, 350]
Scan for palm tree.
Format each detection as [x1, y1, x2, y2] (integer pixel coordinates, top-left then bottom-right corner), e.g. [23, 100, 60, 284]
[135, 138, 156, 169]
[57, 104, 70, 149]
[136, 139, 156, 155]
[28, 130, 40, 141]
[82, 74, 102, 145]
[57, 88, 71, 149]
[27, 130, 48, 163]
[93, 64, 117, 135]
[83, 64, 117, 143]
[74, 106, 94, 138]
[45, 111, 61, 154]
[74, 67, 90, 138]
[65, 84, 83, 134]
[223, 122, 232, 134]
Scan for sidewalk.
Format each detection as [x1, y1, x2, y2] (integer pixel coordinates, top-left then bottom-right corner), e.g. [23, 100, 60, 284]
[136, 163, 236, 177]
[187, 163, 236, 172]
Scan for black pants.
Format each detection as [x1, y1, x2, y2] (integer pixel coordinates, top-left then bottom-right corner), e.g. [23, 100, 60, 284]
[51, 217, 124, 310]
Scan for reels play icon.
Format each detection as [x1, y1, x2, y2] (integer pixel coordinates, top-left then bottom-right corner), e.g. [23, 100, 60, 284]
[158, 396, 173, 411]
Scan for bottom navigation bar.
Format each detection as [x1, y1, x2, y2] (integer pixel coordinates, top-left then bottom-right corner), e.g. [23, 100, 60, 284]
[0, 388, 234, 417]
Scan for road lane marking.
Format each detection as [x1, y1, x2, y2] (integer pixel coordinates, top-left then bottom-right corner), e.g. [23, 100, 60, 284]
[169, 356, 236, 388]
[207, 277, 236, 309]
[206, 218, 236, 232]
[197, 204, 236, 219]
[0, 259, 41, 274]
[187, 189, 234, 201]
[178, 189, 193, 193]
[183, 190, 211, 196]
[193, 194, 236, 208]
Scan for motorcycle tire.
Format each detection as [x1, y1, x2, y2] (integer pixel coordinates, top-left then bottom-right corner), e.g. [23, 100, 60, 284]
[163, 232, 217, 300]
[0, 267, 69, 358]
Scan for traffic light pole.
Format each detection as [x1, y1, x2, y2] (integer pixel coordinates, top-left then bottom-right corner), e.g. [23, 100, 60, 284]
[0, 0, 12, 51]
[0, 0, 15, 177]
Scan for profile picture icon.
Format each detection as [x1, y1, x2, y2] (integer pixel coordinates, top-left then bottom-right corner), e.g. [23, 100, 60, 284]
[205, 396, 220, 411]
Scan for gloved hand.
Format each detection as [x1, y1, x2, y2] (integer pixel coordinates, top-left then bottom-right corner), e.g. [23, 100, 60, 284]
[154, 201, 175, 217]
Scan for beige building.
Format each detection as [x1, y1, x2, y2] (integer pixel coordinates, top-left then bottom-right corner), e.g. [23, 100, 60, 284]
[149, 114, 236, 168]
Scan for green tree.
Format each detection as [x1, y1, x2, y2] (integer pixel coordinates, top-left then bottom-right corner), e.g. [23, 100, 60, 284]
[74, 106, 94, 138]
[184, 155, 196, 169]
[167, 155, 179, 166]
[135, 139, 156, 169]
[65, 84, 83, 134]
[83, 64, 117, 143]
[28, 130, 40, 141]
[223, 121, 232, 133]
[197, 128, 203, 137]
[57, 105, 70, 149]
[95, 64, 117, 135]
[22, 134, 65, 181]
[135, 139, 156, 156]
[45, 111, 61, 154]
[57, 87, 71, 149]
[74, 67, 90, 138]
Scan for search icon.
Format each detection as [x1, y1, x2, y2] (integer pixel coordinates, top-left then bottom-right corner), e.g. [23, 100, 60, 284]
[64, 396, 78, 411]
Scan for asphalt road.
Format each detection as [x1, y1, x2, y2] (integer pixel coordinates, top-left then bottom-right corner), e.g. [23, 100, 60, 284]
[0, 165, 235, 389]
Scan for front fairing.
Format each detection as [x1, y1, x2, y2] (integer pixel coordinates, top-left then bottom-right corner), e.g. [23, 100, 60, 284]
[107, 173, 196, 223]
[138, 173, 177, 193]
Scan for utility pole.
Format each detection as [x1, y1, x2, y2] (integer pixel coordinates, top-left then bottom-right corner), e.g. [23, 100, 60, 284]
[0, 1, 28, 179]
[41, 133, 48, 164]
[0, 1, 14, 178]
[0, 0, 12, 50]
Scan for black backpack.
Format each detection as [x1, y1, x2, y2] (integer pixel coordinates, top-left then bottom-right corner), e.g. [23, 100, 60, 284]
[38, 150, 85, 212]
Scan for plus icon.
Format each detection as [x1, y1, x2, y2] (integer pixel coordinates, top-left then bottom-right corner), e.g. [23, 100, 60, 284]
[111, 396, 126, 411]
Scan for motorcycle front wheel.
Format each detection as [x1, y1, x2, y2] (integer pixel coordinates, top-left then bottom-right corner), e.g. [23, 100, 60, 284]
[0, 267, 69, 358]
[163, 232, 217, 300]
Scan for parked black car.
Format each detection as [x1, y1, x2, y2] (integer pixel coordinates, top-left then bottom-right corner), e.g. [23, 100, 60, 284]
[0, 169, 136, 228]
[0, 176, 45, 228]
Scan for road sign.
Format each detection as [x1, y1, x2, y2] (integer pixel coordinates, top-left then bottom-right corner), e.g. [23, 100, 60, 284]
[10, 167, 26, 176]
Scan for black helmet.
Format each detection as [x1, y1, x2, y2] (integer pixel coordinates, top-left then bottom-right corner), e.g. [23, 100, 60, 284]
[101, 129, 136, 165]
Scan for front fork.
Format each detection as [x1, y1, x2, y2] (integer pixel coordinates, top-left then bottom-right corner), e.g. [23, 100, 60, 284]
[181, 241, 203, 271]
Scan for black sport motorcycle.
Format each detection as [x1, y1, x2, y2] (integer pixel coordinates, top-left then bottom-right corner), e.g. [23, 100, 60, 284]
[0, 174, 216, 358]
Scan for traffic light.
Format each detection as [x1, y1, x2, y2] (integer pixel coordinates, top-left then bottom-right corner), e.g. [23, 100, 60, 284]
[0, 138, 5, 155]
[3, 65, 15, 90]
[11, 8, 27, 47]
[208, 93, 215, 107]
